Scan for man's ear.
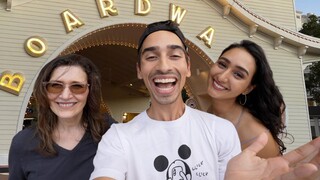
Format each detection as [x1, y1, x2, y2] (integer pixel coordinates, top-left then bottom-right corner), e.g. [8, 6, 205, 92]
[186, 56, 191, 77]
[136, 62, 142, 79]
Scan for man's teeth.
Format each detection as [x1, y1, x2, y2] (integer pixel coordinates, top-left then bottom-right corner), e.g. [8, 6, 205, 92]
[154, 78, 175, 83]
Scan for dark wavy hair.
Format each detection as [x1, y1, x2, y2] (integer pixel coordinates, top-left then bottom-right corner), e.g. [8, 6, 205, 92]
[33, 54, 107, 156]
[220, 40, 288, 154]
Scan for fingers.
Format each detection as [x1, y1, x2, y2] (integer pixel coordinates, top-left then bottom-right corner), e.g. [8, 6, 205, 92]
[283, 137, 320, 167]
[277, 164, 318, 180]
[309, 140, 320, 169]
[243, 132, 268, 155]
[277, 137, 320, 180]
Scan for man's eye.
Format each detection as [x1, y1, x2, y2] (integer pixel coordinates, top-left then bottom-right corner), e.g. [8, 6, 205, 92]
[170, 55, 181, 59]
[146, 56, 157, 60]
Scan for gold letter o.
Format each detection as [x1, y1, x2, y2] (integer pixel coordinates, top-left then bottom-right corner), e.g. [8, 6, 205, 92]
[24, 36, 47, 57]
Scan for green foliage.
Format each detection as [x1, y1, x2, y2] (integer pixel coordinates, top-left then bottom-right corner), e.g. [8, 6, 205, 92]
[299, 15, 320, 38]
[305, 62, 320, 103]
[300, 15, 320, 103]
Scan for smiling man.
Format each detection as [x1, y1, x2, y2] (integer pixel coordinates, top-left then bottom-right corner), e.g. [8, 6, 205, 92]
[90, 20, 241, 180]
[90, 20, 320, 180]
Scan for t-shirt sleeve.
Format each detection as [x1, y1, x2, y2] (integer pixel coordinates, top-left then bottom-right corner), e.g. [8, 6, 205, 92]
[215, 119, 241, 180]
[8, 132, 27, 180]
[90, 125, 127, 180]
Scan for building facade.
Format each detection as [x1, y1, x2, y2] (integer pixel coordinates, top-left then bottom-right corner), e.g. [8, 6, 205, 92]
[1, 0, 320, 165]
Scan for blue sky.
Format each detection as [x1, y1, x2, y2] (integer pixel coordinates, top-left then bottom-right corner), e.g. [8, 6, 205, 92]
[295, 0, 320, 15]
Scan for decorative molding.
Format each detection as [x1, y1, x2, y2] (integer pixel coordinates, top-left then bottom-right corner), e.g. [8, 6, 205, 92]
[298, 46, 309, 59]
[60, 23, 146, 55]
[216, 0, 320, 56]
[274, 36, 284, 50]
[6, 0, 12, 11]
[60, 22, 213, 69]
[231, 0, 312, 40]
[223, 4, 231, 18]
[249, 24, 258, 38]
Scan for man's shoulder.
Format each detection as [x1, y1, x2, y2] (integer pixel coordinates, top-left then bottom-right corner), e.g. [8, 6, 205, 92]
[187, 106, 218, 119]
[188, 106, 211, 115]
[110, 112, 146, 131]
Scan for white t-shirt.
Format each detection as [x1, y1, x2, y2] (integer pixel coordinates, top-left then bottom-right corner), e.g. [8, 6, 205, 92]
[90, 105, 241, 180]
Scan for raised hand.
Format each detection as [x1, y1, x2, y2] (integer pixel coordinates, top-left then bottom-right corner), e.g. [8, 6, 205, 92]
[225, 132, 320, 180]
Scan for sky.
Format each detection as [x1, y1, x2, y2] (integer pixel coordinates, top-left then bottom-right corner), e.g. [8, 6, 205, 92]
[295, 0, 320, 16]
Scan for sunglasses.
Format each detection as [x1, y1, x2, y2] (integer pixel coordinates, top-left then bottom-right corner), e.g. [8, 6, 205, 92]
[43, 82, 90, 94]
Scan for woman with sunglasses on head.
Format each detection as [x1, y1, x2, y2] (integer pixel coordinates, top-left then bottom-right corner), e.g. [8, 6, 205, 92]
[8, 54, 108, 180]
[207, 40, 288, 158]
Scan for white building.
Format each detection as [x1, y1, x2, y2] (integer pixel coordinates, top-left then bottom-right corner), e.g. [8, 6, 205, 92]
[1, 0, 320, 167]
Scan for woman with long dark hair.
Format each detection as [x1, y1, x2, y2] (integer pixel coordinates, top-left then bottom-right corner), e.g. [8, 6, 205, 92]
[9, 54, 108, 179]
[207, 40, 288, 158]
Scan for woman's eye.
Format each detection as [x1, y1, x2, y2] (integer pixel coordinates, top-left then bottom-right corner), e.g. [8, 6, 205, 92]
[51, 83, 63, 88]
[71, 84, 85, 89]
[217, 61, 227, 68]
[234, 72, 244, 79]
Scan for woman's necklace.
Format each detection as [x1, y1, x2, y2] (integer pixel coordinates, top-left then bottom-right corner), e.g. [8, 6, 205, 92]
[233, 107, 244, 128]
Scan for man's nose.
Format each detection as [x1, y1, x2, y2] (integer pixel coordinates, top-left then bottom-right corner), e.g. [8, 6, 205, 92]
[157, 56, 172, 73]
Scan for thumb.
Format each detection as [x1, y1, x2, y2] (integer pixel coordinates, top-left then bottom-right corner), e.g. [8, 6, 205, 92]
[243, 132, 268, 155]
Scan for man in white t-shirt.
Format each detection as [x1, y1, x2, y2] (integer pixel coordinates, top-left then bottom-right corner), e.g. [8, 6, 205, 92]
[90, 20, 320, 180]
[90, 20, 241, 180]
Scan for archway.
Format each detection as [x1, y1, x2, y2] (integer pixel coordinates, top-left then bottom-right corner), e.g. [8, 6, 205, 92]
[24, 23, 213, 124]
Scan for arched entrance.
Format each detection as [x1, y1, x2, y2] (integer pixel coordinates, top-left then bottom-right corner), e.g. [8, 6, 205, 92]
[24, 23, 213, 123]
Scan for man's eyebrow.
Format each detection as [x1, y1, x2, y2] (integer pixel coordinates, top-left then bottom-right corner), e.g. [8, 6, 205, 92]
[219, 57, 250, 76]
[141, 46, 158, 55]
[168, 45, 186, 52]
[141, 45, 186, 55]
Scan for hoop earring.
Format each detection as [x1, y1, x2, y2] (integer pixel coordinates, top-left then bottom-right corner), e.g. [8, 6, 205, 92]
[240, 94, 247, 105]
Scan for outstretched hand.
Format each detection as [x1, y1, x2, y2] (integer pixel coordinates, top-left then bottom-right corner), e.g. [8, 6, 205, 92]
[225, 132, 320, 180]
